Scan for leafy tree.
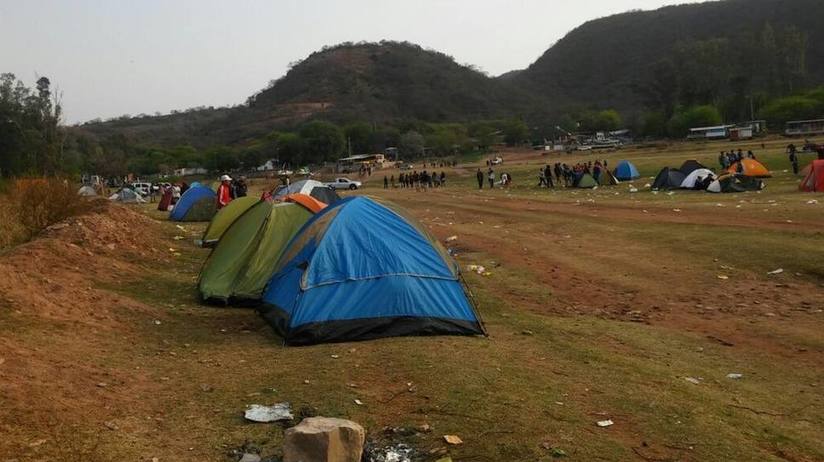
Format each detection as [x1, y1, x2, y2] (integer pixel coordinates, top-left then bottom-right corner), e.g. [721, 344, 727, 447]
[399, 130, 425, 158]
[468, 121, 497, 150]
[667, 105, 723, 137]
[759, 95, 822, 126]
[502, 118, 529, 146]
[578, 110, 623, 132]
[343, 122, 372, 155]
[299, 121, 345, 164]
[203, 146, 239, 172]
[276, 133, 304, 165]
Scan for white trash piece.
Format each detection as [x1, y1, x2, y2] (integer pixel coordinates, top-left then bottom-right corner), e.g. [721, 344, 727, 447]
[596, 419, 614, 427]
[244, 403, 293, 422]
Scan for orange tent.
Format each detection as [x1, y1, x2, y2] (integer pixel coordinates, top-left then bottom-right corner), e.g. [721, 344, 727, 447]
[282, 193, 327, 213]
[800, 160, 824, 192]
[727, 158, 771, 178]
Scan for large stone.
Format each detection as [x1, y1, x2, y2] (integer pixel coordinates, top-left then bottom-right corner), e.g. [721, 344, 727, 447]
[283, 417, 365, 462]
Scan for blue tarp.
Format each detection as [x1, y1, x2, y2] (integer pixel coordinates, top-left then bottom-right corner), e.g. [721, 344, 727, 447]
[259, 196, 484, 345]
[169, 185, 215, 221]
[614, 160, 641, 180]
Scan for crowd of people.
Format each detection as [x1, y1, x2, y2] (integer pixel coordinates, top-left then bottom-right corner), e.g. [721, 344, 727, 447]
[718, 148, 756, 169]
[389, 171, 447, 190]
[498, 160, 610, 189]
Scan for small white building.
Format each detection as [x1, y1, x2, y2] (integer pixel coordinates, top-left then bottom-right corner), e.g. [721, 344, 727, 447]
[174, 167, 208, 177]
[256, 159, 279, 172]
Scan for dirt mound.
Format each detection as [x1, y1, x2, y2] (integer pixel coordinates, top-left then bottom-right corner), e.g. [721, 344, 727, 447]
[0, 203, 176, 460]
[0, 203, 170, 324]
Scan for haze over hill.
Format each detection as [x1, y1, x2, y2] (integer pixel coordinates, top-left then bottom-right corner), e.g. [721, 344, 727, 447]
[514, 0, 824, 117]
[76, 0, 824, 149]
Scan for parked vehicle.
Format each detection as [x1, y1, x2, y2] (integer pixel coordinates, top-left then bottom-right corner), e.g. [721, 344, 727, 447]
[325, 177, 362, 190]
[131, 182, 152, 196]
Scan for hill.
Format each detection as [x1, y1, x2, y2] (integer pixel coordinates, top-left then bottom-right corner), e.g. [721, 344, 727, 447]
[514, 0, 824, 118]
[73, 0, 824, 150]
[248, 41, 535, 123]
[77, 42, 539, 147]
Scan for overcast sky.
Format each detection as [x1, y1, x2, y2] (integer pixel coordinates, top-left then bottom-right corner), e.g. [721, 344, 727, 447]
[1, 0, 701, 123]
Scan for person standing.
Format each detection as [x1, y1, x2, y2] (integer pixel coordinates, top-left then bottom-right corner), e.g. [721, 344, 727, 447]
[233, 176, 248, 198]
[476, 168, 484, 189]
[488, 168, 495, 189]
[217, 175, 233, 209]
[383, 175, 389, 189]
[537, 168, 547, 187]
[545, 165, 554, 188]
[789, 148, 799, 175]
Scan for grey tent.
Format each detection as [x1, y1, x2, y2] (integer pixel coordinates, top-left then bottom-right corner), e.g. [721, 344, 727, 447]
[652, 167, 686, 190]
[109, 187, 146, 203]
[273, 180, 340, 204]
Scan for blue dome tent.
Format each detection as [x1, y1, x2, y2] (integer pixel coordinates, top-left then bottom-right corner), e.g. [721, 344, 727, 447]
[170, 185, 216, 222]
[259, 196, 485, 345]
[614, 160, 641, 181]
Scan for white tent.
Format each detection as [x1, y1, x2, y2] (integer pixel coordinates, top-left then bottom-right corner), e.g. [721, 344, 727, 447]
[77, 185, 98, 197]
[680, 168, 716, 189]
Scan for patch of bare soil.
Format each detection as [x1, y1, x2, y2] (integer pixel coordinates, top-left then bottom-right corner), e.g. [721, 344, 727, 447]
[0, 203, 173, 460]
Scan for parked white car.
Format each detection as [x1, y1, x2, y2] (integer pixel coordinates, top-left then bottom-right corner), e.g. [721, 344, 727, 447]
[325, 177, 362, 190]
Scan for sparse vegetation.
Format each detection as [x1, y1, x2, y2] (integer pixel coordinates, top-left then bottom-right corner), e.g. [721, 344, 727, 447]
[0, 178, 93, 250]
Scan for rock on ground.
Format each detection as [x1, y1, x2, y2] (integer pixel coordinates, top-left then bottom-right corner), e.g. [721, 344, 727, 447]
[283, 417, 365, 462]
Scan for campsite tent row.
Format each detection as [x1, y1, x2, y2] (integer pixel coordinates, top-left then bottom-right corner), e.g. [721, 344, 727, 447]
[194, 186, 484, 345]
[168, 179, 339, 222]
[568, 160, 636, 189]
[652, 159, 770, 193]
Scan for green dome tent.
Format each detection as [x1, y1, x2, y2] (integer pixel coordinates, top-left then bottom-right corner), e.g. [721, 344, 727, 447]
[597, 170, 620, 186]
[198, 201, 315, 304]
[575, 173, 598, 188]
[199, 196, 260, 247]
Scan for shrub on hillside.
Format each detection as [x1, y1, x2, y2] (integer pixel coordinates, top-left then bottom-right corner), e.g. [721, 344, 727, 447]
[0, 201, 26, 250]
[5, 178, 93, 241]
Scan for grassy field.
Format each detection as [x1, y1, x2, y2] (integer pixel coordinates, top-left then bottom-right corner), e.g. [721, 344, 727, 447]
[1, 138, 823, 462]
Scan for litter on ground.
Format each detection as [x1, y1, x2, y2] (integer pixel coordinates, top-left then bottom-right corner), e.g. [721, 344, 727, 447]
[443, 435, 463, 445]
[243, 403, 293, 422]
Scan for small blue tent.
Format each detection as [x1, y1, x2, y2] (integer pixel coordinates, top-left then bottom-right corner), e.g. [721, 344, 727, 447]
[259, 196, 485, 345]
[170, 185, 216, 222]
[614, 160, 641, 181]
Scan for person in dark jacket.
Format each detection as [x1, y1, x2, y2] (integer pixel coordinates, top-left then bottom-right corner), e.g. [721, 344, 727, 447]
[476, 168, 484, 189]
[232, 176, 248, 198]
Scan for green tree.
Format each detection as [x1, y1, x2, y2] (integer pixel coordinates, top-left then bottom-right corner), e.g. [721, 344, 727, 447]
[399, 130, 425, 158]
[502, 118, 528, 146]
[299, 121, 345, 164]
[759, 95, 822, 126]
[468, 121, 497, 150]
[667, 105, 723, 137]
[276, 133, 304, 165]
[343, 122, 372, 155]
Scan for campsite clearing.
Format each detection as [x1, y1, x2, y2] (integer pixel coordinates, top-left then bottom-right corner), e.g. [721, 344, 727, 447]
[1, 139, 823, 462]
